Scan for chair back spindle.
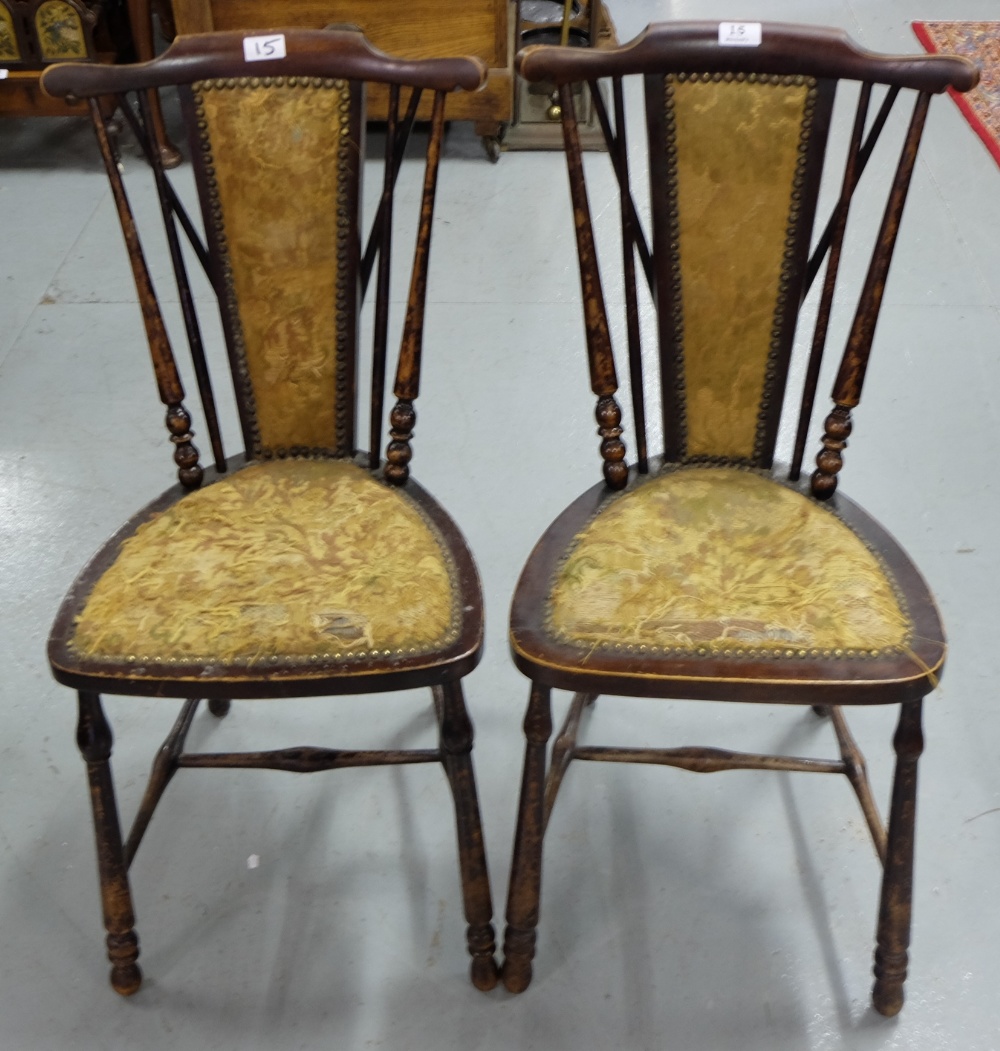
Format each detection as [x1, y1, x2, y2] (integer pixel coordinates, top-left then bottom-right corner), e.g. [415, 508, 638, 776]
[385, 89, 447, 485]
[518, 24, 975, 491]
[811, 91, 931, 498]
[611, 76, 649, 474]
[369, 82, 402, 471]
[789, 82, 872, 481]
[138, 89, 227, 474]
[558, 82, 627, 490]
[87, 97, 203, 489]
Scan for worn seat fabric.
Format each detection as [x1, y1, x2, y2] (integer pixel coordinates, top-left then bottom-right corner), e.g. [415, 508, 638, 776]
[70, 460, 459, 668]
[546, 466, 911, 658]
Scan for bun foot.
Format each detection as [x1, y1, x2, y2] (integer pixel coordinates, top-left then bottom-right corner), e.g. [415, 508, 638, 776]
[872, 978, 904, 1017]
[470, 954, 500, 991]
[108, 930, 142, 995]
[501, 955, 533, 993]
[111, 961, 143, 996]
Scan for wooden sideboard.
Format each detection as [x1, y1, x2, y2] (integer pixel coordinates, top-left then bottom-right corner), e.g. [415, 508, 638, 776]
[1, 0, 178, 165]
[170, 0, 512, 136]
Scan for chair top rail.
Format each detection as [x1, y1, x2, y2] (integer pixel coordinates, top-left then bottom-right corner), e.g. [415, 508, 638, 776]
[516, 21, 978, 94]
[42, 28, 487, 99]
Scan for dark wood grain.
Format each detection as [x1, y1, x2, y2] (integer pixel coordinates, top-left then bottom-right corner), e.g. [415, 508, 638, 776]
[42, 27, 487, 99]
[872, 700, 923, 1016]
[369, 83, 401, 471]
[88, 98, 203, 489]
[77, 692, 142, 996]
[791, 83, 871, 481]
[517, 21, 978, 92]
[812, 91, 931, 498]
[609, 77, 648, 474]
[501, 683, 552, 994]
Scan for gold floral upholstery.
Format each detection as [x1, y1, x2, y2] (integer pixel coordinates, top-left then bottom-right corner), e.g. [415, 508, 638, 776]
[193, 79, 354, 457]
[668, 77, 811, 461]
[547, 467, 912, 658]
[71, 460, 458, 666]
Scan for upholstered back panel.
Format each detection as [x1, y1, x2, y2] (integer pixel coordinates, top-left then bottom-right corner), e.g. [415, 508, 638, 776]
[187, 77, 360, 459]
[647, 73, 833, 466]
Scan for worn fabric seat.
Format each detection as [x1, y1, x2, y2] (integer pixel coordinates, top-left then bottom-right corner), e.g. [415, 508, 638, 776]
[547, 466, 910, 657]
[510, 463, 942, 702]
[65, 460, 460, 673]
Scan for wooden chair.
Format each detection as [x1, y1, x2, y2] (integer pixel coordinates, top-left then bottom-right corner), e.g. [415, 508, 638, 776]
[501, 22, 977, 1016]
[41, 29, 499, 996]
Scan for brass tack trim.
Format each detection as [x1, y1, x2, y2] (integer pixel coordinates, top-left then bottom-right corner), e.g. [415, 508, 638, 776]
[192, 77, 354, 459]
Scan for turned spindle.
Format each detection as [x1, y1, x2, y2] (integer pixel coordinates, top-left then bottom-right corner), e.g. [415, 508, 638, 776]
[384, 399, 415, 485]
[596, 395, 628, 490]
[166, 403, 202, 489]
[811, 404, 852, 499]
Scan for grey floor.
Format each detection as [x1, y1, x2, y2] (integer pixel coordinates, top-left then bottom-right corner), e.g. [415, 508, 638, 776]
[2, 1, 999, 1048]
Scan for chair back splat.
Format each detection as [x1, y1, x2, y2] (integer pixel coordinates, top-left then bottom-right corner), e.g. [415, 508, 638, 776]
[503, 21, 977, 1017]
[518, 22, 976, 495]
[41, 32, 501, 997]
[44, 30, 482, 484]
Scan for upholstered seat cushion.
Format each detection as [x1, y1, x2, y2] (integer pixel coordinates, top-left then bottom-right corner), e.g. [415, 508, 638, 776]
[547, 467, 912, 659]
[70, 459, 459, 666]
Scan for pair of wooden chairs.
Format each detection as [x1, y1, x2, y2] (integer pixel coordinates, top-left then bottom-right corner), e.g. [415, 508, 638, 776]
[41, 22, 977, 1017]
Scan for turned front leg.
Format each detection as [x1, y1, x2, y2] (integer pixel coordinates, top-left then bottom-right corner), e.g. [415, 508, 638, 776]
[502, 683, 553, 993]
[77, 691, 142, 996]
[872, 699, 923, 1016]
[437, 683, 499, 991]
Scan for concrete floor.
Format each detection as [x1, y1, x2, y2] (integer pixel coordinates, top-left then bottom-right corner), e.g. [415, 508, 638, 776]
[2, 1, 999, 1048]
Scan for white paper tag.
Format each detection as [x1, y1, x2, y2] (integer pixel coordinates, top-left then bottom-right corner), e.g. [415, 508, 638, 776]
[0, 69, 9, 80]
[718, 22, 762, 47]
[243, 34, 287, 63]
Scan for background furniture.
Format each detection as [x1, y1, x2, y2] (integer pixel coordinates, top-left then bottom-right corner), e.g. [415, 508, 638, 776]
[504, 0, 616, 151]
[170, 0, 512, 139]
[1, 0, 178, 163]
[1, 0, 118, 121]
[41, 28, 498, 996]
[500, 21, 978, 1017]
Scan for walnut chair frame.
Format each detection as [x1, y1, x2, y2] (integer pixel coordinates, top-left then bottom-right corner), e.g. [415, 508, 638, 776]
[42, 30, 500, 995]
[501, 22, 977, 1015]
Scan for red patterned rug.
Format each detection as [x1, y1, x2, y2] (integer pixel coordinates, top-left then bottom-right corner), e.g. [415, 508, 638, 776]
[913, 21, 1000, 167]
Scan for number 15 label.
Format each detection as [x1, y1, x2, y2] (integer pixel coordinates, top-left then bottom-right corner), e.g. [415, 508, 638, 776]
[718, 22, 762, 47]
[243, 34, 287, 62]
